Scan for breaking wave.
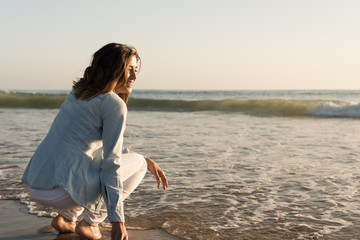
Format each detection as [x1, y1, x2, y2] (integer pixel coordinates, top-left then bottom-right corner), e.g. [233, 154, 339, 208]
[0, 91, 67, 109]
[129, 99, 360, 118]
[0, 91, 359, 118]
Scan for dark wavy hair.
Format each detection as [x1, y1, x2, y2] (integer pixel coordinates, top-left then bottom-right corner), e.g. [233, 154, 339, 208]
[72, 43, 141, 103]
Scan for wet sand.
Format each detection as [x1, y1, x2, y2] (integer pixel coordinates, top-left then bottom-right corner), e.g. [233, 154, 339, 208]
[0, 200, 179, 240]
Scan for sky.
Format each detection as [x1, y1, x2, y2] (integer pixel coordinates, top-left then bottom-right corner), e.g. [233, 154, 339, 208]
[0, 0, 359, 90]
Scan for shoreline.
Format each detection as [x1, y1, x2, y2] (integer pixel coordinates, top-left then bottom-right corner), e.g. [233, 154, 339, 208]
[0, 200, 179, 240]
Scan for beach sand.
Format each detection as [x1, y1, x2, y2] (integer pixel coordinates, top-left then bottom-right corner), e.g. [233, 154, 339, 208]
[0, 200, 179, 240]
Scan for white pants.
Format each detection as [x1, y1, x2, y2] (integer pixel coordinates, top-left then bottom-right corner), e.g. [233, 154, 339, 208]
[29, 153, 147, 226]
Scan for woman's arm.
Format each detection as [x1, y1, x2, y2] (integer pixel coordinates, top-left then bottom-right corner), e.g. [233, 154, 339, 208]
[145, 157, 169, 190]
[100, 95, 128, 223]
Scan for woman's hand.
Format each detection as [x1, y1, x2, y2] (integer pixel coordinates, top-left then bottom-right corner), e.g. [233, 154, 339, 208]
[145, 157, 168, 190]
[111, 222, 128, 240]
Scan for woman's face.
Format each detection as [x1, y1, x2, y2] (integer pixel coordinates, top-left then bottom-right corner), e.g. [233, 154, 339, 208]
[114, 55, 138, 94]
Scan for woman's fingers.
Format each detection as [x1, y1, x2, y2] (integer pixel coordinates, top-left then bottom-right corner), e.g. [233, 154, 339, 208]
[157, 178, 161, 189]
[145, 157, 168, 190]
[156, 173, 161, 189]
[156, 169, 168, 190]
[159, 170, 168, 190]
[152, 168, 161, 189]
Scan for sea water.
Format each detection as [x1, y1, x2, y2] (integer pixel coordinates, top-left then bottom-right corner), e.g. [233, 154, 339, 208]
[0, 90, 359, 239]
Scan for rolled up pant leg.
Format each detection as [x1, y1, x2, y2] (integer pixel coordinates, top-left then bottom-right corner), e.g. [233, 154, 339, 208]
[29, 187, 85, 222]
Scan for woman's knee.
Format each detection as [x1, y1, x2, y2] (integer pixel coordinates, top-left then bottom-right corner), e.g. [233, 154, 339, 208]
[133, 153, 147, 172]
[122, 152, 147, 172]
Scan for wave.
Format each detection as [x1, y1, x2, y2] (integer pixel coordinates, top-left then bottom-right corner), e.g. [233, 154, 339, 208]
[1, 91, 359, 118]
[128, 98, 318, 116]
[0, 91, 67, 109]
[128, 98, 360, 118]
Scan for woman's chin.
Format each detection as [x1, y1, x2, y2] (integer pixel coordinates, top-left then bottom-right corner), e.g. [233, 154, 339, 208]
[126, 87, 133, 94]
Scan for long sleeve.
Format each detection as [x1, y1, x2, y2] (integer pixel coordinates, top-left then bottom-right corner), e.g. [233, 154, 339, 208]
[100, 94, 127, 222]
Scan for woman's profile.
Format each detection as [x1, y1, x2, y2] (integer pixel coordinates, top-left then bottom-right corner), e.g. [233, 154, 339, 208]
[22, 43, 168, 240]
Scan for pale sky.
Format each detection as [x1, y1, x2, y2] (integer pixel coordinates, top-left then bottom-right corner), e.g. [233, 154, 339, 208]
[1, 0, 359, 90]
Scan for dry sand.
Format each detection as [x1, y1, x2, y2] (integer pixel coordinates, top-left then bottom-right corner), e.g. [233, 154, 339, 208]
[0, 200, 179, 240]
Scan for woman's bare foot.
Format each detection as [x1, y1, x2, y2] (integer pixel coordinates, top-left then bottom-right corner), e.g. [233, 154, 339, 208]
[51, 215, 76, 233]
[75, 219, 102, 240]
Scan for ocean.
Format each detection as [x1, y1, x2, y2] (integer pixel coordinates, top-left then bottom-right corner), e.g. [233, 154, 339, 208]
[0, 90, 359, 239]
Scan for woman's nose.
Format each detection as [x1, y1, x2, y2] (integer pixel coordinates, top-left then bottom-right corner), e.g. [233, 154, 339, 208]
[129, 70, 137, 80]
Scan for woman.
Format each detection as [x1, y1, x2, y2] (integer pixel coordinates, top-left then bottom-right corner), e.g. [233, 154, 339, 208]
[22, 43, 168, 240]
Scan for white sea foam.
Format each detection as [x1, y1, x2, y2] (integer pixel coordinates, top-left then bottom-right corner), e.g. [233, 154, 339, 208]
[313, 102, 360, 118]
[37, 211, 48, 217]
[50, 212, 58, 218]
